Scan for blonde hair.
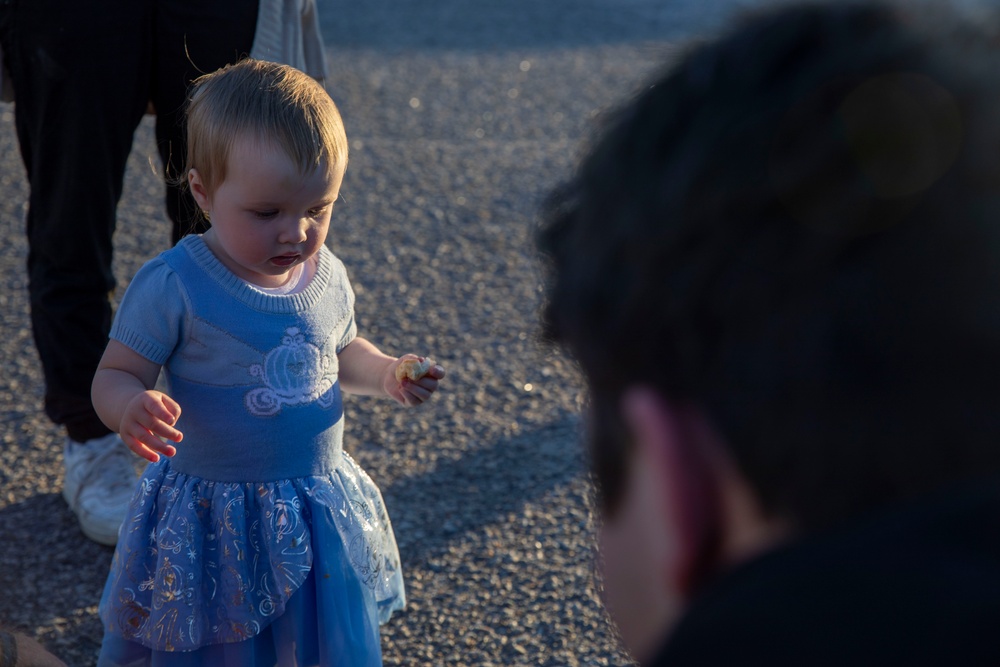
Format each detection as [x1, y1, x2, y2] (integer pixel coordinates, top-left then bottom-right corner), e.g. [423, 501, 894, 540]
[185, 59, 348, 195]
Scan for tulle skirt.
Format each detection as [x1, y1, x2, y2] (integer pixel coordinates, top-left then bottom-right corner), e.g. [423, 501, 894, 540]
[97, 454, 405, 667]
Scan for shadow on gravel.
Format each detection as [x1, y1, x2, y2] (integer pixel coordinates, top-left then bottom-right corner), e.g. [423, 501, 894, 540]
[0, 493, 113, 620]
[0, 492, 110, 663]
[320, 0, 757, 51]
[384, 412, 585, 562]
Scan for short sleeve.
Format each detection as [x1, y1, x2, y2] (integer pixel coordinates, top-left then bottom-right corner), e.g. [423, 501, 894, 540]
[110, 258, 188, 365]
[330, 253, 358, 353]
[338, 314, 357, 353]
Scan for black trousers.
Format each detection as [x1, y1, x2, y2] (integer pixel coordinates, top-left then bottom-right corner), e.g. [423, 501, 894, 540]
[0, 0, 258, 441]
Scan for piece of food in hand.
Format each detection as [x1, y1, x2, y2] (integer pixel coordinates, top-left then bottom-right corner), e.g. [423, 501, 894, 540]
[395, 357, 433, 383]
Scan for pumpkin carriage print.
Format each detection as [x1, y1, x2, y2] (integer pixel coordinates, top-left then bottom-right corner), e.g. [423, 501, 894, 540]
[245, 326, 338, 416]
[174, 316, 345, 419]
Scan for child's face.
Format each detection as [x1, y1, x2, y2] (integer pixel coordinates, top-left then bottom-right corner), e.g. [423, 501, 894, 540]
[189, 137, 344, 288]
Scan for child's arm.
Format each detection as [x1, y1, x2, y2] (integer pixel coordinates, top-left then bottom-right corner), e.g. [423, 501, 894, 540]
[91, 340, 184, 463]
[338, 336, 445, 406]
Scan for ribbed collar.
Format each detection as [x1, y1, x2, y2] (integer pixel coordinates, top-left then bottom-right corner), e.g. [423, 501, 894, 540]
[177, 235, 334, 314]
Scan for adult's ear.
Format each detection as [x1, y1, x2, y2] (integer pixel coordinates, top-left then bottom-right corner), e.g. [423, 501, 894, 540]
[604, 390, 783, 661]
[619, 388, 724, 598]
[598, 388, 726, 660]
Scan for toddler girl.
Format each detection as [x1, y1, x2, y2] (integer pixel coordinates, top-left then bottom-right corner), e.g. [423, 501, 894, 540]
[91, 59, 444, 666]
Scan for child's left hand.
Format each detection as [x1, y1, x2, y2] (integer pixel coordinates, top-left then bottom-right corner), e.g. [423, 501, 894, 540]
[384, 355, 445, 406]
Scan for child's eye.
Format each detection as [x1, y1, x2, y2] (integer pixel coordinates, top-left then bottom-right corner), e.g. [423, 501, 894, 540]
[308, 206, 329, 218]
[253, 210, 279, 220]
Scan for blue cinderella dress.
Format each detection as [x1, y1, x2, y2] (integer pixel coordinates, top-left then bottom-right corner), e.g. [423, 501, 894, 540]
[97, 236, 405, 666]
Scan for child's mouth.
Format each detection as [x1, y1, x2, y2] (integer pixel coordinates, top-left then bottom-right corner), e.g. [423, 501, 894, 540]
[271, 254, 299, 267]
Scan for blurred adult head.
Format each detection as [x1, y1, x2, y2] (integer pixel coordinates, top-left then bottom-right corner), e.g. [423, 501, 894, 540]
[539, 2, 1000, 660]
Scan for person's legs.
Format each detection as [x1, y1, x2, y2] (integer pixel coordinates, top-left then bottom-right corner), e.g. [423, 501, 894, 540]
[1, 0, 151, 545]
[4, 0, 150, 439]
[153, 0, 259, 244]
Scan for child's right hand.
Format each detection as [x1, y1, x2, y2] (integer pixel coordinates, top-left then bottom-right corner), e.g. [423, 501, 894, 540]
[119, 390, 184, 463]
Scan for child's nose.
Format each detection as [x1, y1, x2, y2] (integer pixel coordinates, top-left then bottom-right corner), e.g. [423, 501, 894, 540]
[280, 218, 309, 244]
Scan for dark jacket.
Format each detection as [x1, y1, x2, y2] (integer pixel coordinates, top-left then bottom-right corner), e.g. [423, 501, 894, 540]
[649, 477, 1000, 666]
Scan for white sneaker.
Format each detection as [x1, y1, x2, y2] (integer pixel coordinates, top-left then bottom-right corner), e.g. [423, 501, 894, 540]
[62, 433, 138, 546]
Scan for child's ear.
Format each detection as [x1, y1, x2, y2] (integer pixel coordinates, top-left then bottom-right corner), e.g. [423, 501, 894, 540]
[188, 169, 210, 210]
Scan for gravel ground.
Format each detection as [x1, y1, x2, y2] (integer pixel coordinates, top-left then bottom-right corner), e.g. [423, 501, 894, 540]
[0, 1, 771, 665]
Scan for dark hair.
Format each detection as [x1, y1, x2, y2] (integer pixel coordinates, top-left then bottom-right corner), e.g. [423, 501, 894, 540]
[539, 2, 1000, 531]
